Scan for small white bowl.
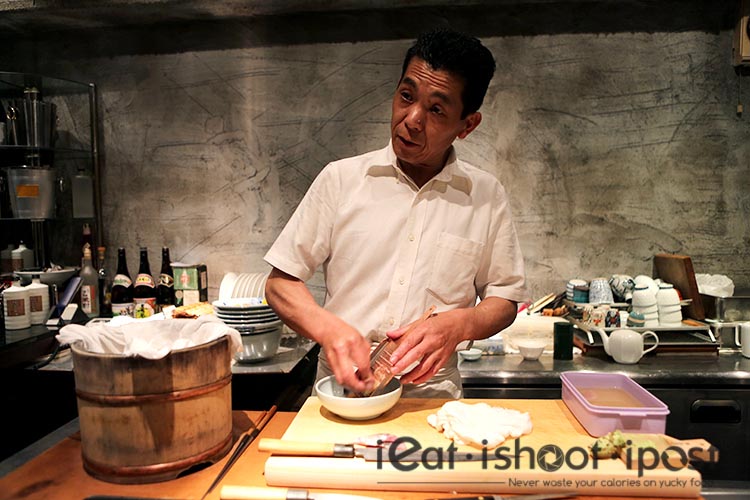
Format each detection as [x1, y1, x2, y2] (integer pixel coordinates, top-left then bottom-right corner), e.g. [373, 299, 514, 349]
[515, 339, 546, 361]
[458, 348, 483, 361]
[315, 375, 402, 421]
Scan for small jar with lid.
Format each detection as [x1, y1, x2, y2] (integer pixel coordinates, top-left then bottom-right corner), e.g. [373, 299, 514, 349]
[3, 277, 31, 330]
[26, 275, 50, 325]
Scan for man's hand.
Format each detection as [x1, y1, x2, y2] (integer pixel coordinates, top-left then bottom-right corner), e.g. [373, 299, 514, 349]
[317, 319, 374, 394]
[265, 267, 374, 393]
[386, 297, 517, 385]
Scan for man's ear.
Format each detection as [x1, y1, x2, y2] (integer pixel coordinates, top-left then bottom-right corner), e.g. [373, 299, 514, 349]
[458, 112, 482, 139]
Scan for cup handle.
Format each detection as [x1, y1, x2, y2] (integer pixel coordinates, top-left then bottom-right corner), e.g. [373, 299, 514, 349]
[735, 325, 742, 347]
[642, 331, 659, 354]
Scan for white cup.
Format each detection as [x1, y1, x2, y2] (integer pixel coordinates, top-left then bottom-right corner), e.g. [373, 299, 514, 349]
[735, 322, 750, 358]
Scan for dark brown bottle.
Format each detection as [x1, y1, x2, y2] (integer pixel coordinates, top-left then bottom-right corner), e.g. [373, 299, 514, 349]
[157, 247, 174, 309]
[133, 247, 157, 318]
[111, 247, 134, 317]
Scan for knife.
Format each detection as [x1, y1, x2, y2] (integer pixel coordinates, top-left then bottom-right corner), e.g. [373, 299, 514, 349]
[259, 438, 501, 462]
[220, 486, 382, 500]
[426, 493, 577, 500]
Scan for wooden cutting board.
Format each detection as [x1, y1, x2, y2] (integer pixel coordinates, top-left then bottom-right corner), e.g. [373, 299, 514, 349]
[264, 398, 703, 498]
[653, 254, 705, 320]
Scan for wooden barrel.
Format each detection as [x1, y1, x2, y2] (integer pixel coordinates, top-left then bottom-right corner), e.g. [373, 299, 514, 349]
[71, 336, 233, 484]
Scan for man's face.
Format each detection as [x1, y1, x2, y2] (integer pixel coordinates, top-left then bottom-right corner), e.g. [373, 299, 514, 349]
[391, 57, 481, 176]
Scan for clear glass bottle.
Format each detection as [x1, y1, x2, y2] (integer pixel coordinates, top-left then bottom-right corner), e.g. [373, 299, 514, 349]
[80, 245, 99, 318]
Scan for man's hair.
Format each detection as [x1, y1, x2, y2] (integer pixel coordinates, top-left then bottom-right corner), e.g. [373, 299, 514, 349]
[400, 28, 496, 118]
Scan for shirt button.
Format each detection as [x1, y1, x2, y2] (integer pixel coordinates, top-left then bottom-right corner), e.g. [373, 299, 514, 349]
[408, 234, 415, 242]
[389, 318, 395, 326]
[399, 278, 405, 285]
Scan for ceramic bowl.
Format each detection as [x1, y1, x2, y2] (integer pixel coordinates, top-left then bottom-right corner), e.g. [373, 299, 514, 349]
[315, 375, 402, 421]
[458, 348, 483, 361]
[658, 304, 682, 314]
[659, 311, 683, 324]
[235, 328, 281, 363]
[515, 339, 547, 361]
[15, 267, 78, 287]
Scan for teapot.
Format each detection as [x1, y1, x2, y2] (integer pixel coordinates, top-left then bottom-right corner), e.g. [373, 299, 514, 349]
[595, 328, 659, 364]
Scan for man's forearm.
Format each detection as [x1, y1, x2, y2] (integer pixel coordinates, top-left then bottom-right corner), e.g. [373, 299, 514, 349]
[465, 296, 518, 342]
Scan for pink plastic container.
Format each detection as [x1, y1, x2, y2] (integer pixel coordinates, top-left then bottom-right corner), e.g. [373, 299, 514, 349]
[561, 371, 669, 437]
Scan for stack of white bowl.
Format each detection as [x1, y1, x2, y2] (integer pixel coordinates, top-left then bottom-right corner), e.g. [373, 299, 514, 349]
[656, 283, 682, 326]
[218, 272, 269, 300]
[631, 285, 659, 328]
[213, 297, 282, 363]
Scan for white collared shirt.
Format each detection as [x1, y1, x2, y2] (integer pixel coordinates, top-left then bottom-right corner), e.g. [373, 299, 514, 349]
[264, 142, 527, 342]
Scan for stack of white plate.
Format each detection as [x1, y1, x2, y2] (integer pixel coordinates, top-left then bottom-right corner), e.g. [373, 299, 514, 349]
[213, 297, 282, 363]
[218, 272, 269, 301]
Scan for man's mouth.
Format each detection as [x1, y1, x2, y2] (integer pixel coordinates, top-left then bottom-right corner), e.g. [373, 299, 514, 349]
[397, 135, 420, 148]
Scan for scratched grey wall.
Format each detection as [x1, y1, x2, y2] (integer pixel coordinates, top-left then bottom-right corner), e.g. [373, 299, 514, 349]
[2, 1, 749, 301]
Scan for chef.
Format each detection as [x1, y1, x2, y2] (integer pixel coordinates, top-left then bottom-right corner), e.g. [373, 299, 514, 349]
[264, 27, 527, 398]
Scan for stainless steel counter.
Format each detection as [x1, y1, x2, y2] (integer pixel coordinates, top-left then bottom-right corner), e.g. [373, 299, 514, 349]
[459, 349, 750, 483]
[459, 350, 750, 387]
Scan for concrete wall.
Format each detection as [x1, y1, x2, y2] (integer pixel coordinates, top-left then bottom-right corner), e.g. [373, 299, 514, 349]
[2, 1, 749, 301]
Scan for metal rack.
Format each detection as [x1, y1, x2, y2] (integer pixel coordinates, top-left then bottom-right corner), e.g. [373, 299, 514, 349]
[0, 71, 101, 268]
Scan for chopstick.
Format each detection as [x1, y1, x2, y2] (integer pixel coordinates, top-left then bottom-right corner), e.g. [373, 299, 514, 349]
[200, 405, 278, 500]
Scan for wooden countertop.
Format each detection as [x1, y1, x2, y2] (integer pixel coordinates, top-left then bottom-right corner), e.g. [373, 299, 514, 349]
[0, 410, 703, 500]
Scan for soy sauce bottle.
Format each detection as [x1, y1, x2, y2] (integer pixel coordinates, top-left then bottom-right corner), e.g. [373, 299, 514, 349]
[157, 247, 174, 310]
[133, 247, 157, 318]
[111, 248, 134, 317]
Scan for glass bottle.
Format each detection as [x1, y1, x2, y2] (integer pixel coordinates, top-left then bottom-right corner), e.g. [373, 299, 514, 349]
[157, 247, 174, 310]
[79, 244, 99, 318]
[111, 247, 134, 317]
[133, 247, 157, 318]
[97, 246, 111, 316]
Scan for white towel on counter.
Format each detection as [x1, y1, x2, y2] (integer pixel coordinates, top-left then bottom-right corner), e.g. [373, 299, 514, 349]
[56, 314, 242, 359]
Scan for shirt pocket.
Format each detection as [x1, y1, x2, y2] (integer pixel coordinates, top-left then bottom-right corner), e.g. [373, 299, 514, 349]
[426, 232, 484, 306]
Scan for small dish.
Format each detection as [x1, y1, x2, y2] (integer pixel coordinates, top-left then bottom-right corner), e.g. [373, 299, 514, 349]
[458, 348, 483, 361]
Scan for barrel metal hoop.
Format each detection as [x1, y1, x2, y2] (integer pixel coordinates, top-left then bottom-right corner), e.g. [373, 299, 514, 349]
[75, 373, 231, 406]
[82, 431, 233, 483]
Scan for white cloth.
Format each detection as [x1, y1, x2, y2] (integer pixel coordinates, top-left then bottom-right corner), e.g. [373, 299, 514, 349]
[265, 141, 527, 396]
[56, 314, 242, 359]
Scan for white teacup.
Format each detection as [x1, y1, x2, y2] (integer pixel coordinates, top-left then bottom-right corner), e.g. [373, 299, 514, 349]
[632, 285, 657, 308]
[735, 322, 750, 358]
[656, 283, 680, 307]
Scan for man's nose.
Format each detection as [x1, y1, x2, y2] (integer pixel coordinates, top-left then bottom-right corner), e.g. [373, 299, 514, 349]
[405, 106, 425, 131]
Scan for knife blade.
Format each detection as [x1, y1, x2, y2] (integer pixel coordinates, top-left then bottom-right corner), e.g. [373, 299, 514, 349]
[220, 486, 382, 500]
[426, 492, 576, 500]
[259, 438, 503, 462]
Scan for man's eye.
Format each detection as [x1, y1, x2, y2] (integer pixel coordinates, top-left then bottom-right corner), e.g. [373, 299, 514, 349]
[400, 91, 413, 102]
[430, 106, 443, 115]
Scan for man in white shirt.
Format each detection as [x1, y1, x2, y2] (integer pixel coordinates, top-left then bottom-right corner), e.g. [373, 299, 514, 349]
[264, 28, 527, 398]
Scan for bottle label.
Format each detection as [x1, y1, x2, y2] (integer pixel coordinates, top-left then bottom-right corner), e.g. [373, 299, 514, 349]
[6, 298, 26, 317]
[113, 274, 132, 287]
[135, 274, 155, 287]
[81, 285, 95, 314]
[29, 295, 43, 313]
[159, 274, 174, 287]
[133, 297, 156, 318]
[112, 303, 134, 317]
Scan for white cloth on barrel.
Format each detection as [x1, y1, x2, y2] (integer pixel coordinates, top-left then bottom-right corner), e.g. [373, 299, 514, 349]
[56, 314, 242, 359]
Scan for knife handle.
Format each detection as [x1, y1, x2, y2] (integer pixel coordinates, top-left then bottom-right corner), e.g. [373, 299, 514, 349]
[258, 438, 339, 457]
[221, 486, 302, 500]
